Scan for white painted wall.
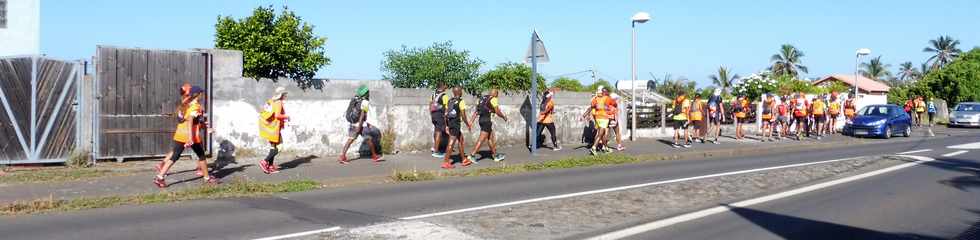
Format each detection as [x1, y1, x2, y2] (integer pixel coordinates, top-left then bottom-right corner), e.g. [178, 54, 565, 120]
[0, 0, 40, 56]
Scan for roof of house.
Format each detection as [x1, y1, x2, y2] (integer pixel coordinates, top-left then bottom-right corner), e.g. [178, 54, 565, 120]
[814, 75, 891, 92]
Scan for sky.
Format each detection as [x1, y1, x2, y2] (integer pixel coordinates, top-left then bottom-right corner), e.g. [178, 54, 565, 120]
[41, 0, 980, 87]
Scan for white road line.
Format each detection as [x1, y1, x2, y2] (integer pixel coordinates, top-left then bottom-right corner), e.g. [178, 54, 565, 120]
[942, 150, 969, 157]
[897, 149, 932, 155]
[400, 156, 868, 220]
[253, 226, 342, 240]
[949, 142, 980, 150]
[585, 155, 936, 240]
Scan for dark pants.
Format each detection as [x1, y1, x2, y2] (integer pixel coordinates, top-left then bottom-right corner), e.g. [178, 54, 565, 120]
[536, 122, 558, 148]
[170, 142, 206, 161]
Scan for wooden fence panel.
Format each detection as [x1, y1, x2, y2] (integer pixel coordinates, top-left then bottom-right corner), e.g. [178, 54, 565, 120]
[0, 56, 80, 163]
[96, 46, 210, 160]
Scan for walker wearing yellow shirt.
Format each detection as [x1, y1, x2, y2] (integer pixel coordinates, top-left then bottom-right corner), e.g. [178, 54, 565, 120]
[441, 87, 472, 169]
[257, 87, 289, 174]
[583, 87, 615, 155]
[153, 86, 220, 188]
[466, 89, 509, 165]
[671, 94, 692, 148]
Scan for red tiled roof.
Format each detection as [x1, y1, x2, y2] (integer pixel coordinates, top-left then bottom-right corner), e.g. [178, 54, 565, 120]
[814, 75, 891, 92]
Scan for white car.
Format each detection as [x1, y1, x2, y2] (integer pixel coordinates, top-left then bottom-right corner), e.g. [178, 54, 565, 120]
[949, 102, 980, 127]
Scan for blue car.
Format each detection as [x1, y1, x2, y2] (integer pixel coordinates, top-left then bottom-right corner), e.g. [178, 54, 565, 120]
[842, 104, 912, 139]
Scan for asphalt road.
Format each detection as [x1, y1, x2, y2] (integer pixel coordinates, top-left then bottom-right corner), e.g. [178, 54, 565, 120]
[617, 140, 980, 239]
[1, 129, 978, 240]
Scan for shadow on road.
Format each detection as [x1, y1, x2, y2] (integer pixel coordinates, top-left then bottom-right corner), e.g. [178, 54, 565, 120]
[279, 155, 318, 170]
[724, 204, 944, 240]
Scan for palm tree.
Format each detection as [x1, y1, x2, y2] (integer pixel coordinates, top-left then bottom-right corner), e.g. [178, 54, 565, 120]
[769, 44, 808, 78]
[897, 61, 919, 82]
[923, 35, 962, 70]
[920, 62, 931, 77]
[860, 56, 892, 82]
[708, 66, 739, 95]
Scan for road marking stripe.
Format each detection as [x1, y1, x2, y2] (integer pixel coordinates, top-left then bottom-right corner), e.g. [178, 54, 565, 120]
[253, 226, 342, 240]
[400, 156, 868, 220]
[948, 142, 980, 149]
[585, 155, 935, 240]
[942, 150, 968, 157]
[897, 149, 932, 154]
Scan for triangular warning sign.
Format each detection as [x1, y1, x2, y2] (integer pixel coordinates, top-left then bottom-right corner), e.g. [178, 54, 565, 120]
[524, 31, 549, 64]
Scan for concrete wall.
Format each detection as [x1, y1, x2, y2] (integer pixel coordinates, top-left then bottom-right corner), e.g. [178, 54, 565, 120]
[0, 0, 40, 56]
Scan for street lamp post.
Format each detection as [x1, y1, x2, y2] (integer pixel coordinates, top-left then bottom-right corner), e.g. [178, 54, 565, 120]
[854, 48, 871, 100]
[630, 11, 651, 141]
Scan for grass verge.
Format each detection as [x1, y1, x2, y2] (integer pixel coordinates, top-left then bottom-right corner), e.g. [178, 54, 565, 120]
[0, 179, 320, 216]
[0, 168, 119, 185]
[391, 154, 640, 182]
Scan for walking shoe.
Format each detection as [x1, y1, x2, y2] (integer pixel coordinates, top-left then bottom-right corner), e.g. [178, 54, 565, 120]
[196, 168, 205, 177]
[554, 145, 562, 151]
[432, 152, 446, 158]
[268, 163, 280, 173]
[616, 145, 626, 151]
[672, 143, 680, 148]
[338, 155, 350, 165]
[461, 159, 474, 167]
[204, 177, 221, 185]
[372, 155, 385, 163]
[590, 148, 599, 155]
[493, 154, 506, 162]
[441, 162, 454, 169]
[683, 144, 692, 148]
[259, 160, 272, 174]
[153, 176, 167, 188]
[713, 140, 720, 144]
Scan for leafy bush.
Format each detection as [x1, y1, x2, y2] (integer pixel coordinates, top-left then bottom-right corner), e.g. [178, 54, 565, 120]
[733, 71, 778, 100]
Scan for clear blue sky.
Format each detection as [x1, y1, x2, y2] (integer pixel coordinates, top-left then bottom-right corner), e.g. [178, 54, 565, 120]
[42, 0, 979, 87]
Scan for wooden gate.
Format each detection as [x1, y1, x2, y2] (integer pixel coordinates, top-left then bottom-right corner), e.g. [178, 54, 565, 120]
[0, 56, 81, 164]
[95, 46, 212, 161]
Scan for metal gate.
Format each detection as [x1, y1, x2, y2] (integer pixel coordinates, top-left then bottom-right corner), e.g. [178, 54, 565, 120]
[0, 56, 81, 164]
[94, 46, 212, 161]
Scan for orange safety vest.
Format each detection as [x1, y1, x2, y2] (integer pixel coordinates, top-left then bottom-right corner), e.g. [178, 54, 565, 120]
[844, 101, 856, 117]
[762, 100, 774, 120]
[812, 101, 826, 115]
[690, 100, 704, 121]
[173, 101, 203, 144]
[829, 102, 841, 115]
[259, 99, 286, 143]
[734, 99, 748, 119]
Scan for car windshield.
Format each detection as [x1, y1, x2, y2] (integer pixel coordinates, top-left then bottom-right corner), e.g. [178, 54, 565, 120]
[956, 104, 980, 112]
[859, 106, 891, 116]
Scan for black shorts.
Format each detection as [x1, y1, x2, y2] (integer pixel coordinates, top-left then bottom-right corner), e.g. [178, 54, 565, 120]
[673, 120, 688, 129]
[170, 141, 205, 161]
[813, 115, 826, 123]
[432, 113, 446, 132]
[447, 121, 462, 137]
[709, 113, 722, 124]
[479, 119, 493, 133]
[794, 116, 806, 123]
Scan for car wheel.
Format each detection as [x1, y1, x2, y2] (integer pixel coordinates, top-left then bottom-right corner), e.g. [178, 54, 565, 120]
[903, 125, 912, 137]
[883, 126, 892, 139]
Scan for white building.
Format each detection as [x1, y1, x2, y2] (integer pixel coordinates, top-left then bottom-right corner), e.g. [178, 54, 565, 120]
[0, 0, 41, 56]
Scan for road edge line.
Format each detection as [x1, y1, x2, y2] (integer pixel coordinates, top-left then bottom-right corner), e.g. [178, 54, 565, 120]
[252, 226, 342, 240]
[400, 156, 870, 220]
[585, 155, 935, 240]
[897, 149, 932, 155]
[942, 150, 968, 157]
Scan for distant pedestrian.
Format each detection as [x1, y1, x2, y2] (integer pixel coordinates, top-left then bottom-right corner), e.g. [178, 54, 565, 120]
[536, 89, 561, 151]
[927, 97, 937, 126]
[914, 96, 926, 127]
[671, 93, 692, 148]
[733, 95, 749, 140]
[583, 87, 615, 154]
[844, 97, 857, 121]
[810, 95, 827, 139]
[828, 92, 841, 135]
[339, 85, 383, 164]
[257, 87, 289, 174]
[707, 89, 725, 144]
[608, 93, 626, 150]
[429, 84, 449, 158]
[689, 93, 706, 144]
[153, 86, 220, 188]
[760, 94, 776, 142]
[156, 83, 204, 176]
[777, 95, 791, 139]
[792, 92, 810, 140]
[467, 89, 508, 164]
[442, 87, 472, 169]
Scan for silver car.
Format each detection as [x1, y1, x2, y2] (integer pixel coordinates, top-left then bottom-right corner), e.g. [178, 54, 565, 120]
[949, 102, 980, 127]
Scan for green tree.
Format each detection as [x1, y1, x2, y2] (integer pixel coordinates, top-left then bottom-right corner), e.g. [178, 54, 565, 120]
[549, 77, 585, 92]
[897, 61, 919, 83]
[917, 48, 980, 106]
[860, 56, 892, 82]
[775, 74, 817, 96]
[381, 41, 483, 89]
[472, 62, 545, 95]
[215, 6, 330, 89]
[923, 35, 962, 70]
[769, 44, 808, 78]
[653, 74, 696, 99]
[584, 79, 614, 93]
[708, 66, 739, 95]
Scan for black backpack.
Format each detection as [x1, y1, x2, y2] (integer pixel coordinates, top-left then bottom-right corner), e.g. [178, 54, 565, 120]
[478, 95, 493, 117]
[345, 97, 363, 123]
[446, 97, 462, 120]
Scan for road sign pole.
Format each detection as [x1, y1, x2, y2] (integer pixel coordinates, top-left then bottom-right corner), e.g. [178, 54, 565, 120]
[530, 32, 539, 154]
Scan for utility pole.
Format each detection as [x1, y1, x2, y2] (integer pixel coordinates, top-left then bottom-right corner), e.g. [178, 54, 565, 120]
[590, 66, 597, 85]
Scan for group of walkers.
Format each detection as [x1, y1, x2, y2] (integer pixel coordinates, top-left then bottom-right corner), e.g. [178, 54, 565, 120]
[904, 96, 938, 127]
[670, 90, 862, 148]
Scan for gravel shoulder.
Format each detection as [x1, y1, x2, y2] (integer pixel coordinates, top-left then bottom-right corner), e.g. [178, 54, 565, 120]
[314, 155, 911, 240]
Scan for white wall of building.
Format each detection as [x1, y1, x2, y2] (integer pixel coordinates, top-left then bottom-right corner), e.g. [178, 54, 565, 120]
[0, 0, 40, 56]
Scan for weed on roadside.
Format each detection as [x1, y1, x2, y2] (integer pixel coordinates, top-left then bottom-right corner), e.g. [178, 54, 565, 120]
[391, 168, 437, 182]
[389, 154, 640, 182]
[0, 168, 116, 185]
[0, 179, 322, 216]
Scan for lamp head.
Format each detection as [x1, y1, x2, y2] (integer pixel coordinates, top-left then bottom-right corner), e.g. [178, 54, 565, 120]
[856, 48, 871, 56]
[632, 12, 652, 24]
